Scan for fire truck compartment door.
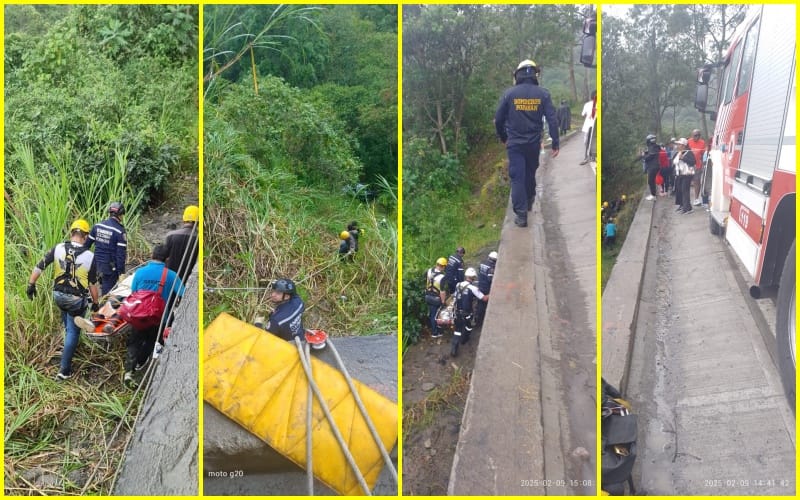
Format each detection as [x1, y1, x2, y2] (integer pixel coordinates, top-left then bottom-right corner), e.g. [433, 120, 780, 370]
[731, 182, 767, 220]
[738, 4, 795, 182]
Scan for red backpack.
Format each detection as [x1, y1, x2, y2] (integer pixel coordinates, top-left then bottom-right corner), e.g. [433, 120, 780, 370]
[118, 266, 168, 330]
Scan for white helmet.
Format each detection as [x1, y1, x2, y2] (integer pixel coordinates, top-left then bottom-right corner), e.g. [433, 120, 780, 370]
[515, 59, 540, 79]
[465, 268, 477, 279]
[488, 251, 498, 261]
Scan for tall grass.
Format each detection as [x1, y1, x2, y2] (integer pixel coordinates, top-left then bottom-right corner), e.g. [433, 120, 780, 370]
[4, 144, 147, 495]
[204, 153, 398, 336]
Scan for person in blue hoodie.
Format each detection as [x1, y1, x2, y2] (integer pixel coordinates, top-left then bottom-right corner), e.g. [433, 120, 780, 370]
[495, 59, 560, 227]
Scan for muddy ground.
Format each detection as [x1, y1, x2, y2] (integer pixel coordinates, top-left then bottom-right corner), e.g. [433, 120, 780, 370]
[402, 327, 480, 495]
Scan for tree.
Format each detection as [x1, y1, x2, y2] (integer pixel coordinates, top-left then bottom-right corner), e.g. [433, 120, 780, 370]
[403, 5, 492, 156]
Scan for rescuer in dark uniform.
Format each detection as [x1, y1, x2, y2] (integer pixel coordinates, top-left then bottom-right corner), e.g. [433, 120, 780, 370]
[451, 268, 489, 357]
[444, 246, 466, 294]
[475, 251, 497, 325]
[495, 59, 560, 228]
[255, 278, 305, 342]
[88, 201, 127, 296]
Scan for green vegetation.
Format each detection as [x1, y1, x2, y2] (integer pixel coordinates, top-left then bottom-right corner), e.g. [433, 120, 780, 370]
[4, 5, 197, 494]
[203, 5, 397, 336]
[402, 5, 595, 349]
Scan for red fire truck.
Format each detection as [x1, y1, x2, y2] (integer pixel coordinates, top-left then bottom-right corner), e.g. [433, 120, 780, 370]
[695, 4, 795, 411]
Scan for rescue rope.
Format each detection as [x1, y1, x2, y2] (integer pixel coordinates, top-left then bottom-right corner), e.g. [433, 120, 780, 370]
[305, 342, 314, 496]
[293, 336, 371, 495]
[327, 339, 398, 484]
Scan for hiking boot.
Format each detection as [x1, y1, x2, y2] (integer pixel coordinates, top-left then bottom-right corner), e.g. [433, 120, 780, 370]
[55, 371, 72, 381]
[123, 371, 137, 388]
[431, 332, 443, 339]
[514, 216, 528, 227]
[74, 316, 96, 332]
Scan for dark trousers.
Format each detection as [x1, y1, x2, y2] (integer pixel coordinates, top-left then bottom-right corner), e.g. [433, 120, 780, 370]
[659, 167, 672, 192]
[475, 299, 487, 325]
[507, 143, 541, 218]
[646, 166, 659, 196]
[428, 303, 441, 336]
[126, 326, 158, 371]
[678, 175, 692, 211]
[100, 272, 120, 296]
[453, 312, 469, 343]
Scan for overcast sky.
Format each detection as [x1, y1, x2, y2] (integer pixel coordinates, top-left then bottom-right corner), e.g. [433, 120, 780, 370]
[601, 4, 630, 18]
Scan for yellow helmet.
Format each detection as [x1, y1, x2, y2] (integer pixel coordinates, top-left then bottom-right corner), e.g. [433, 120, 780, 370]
[436, 257, 447, 267]
[340, 231, 351, 240]
[70, 219, 90, 234]
[602, 201, 609, 208]
[183, 205, 199, 222]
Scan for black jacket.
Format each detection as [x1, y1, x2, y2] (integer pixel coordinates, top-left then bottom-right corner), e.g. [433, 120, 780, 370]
[495, 81, 560, 149]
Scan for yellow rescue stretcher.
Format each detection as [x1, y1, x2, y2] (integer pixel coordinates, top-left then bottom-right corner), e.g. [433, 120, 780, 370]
[204, 313, 398, 496]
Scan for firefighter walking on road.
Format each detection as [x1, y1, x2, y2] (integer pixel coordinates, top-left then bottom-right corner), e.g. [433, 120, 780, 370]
[451, 268, 489, 357]
[495, 59, 560, 228]
[88, 201, 127, 296]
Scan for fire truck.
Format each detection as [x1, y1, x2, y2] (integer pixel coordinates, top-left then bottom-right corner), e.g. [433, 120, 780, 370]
[695, 4, 795, 411]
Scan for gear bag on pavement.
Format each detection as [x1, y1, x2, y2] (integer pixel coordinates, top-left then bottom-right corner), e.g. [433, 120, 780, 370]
[601, 378, 637, 495]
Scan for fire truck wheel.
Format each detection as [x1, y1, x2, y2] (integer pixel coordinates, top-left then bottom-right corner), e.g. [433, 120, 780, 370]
[776, 239, 795, 414]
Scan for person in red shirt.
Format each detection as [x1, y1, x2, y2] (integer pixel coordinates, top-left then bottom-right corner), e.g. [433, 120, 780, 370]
[687, 129, 706, 205]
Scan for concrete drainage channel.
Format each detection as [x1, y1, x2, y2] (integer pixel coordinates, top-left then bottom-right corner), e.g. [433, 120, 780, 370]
[113, 273, 199, 495]
[203, 334, 398, 495]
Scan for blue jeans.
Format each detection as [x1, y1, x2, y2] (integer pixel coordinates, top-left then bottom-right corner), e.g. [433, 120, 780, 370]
[60, 309, 84, 374]
[507, 143, 540, 217]
[428, 303, 441, 336]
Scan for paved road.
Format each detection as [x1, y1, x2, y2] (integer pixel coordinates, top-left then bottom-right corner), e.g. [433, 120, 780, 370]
[449, 134, 596, 495]
[626, 199, 795, 495]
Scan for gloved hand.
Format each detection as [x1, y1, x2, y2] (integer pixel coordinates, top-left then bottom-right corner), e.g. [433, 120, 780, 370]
[26, 283, 36, 300]
[91, 302, 100, 312]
